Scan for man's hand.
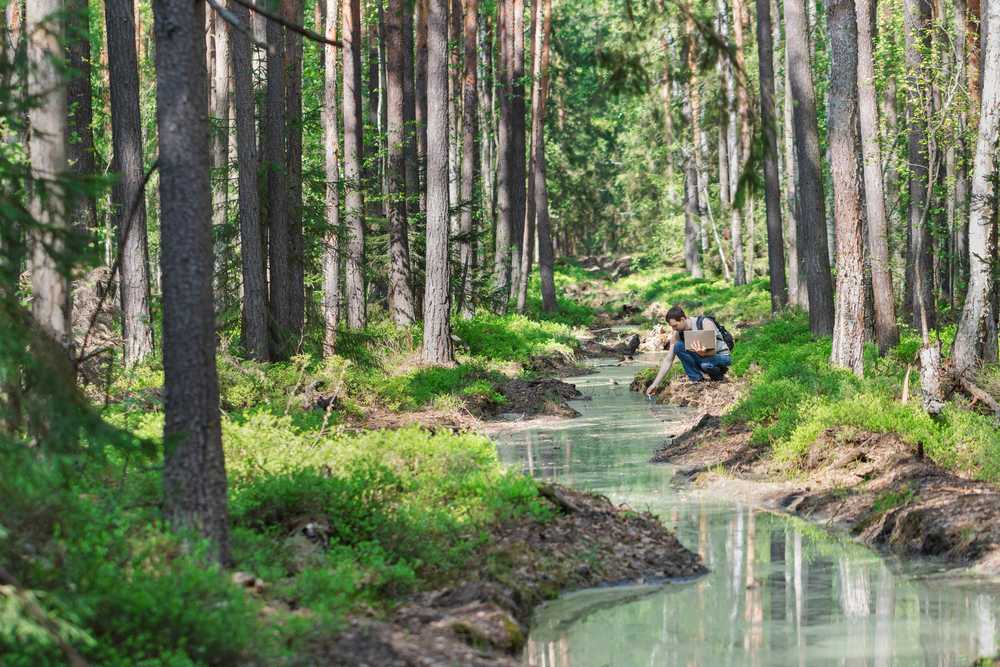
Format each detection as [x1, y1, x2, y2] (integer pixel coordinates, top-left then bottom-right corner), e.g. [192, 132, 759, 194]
[689, 340, 713, 357]
[646, 383, 659, 397]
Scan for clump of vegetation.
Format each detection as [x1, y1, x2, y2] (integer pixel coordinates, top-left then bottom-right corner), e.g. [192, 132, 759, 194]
[1, 422, 552, 665]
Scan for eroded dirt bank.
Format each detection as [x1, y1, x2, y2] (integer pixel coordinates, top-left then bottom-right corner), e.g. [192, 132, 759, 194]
[314, 485, 706, 666]
[643, 380, 1000, 574]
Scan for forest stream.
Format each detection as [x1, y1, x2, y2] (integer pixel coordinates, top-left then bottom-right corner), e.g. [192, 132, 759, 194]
[495, 357, 1000, 666]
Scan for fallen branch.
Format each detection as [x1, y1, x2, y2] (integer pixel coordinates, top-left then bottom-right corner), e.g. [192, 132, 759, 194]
[538, 483, 586, 514]
[958, 376, 1000, 422]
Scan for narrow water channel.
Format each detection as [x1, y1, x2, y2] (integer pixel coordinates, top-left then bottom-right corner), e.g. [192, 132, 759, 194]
[495, 357, 1000, 666]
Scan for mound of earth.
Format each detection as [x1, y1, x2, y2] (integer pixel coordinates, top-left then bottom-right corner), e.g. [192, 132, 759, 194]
[631, 372, 745, 417]
[495, 378, 585, 418]
[310, 484, 706, 666]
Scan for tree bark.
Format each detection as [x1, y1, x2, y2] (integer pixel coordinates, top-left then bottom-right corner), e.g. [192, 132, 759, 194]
[730, 0, 751, 286]
[954, 0, 970, 294]
[229, 0, 268, 361]
[344, 0, 367, 329]
[422, 0, 454, 364]
[28, 0, 72, 349]
[448, 0, 462, 236]
[784, 0, 834, 334]
[685, 5, 709, 256]
[285, 0, 305, 340]
[953, 0, 1000, 374]
[105, 0, 153, 367]
[904, 0, 935, 330]
[264, 13, 290, 355]
[755, 0, 788, 311]
[323, 0, 342, 354]
[415, 0, 428, 214]
[507, 0, 526, 304]
[856, 0, 899, 353]
[402, 0, 418, 213]
[152, 0, 229, 564]
[209, 12, 230, 312]
[493, 0, 512, 303]
[515, 0, 542, 314]
[827, 0, 866, 376]
[783, 38, 804, 308]
[386, 0, 416, 325]
[66, 0, 97, 233]
[459, 0, 479, 318]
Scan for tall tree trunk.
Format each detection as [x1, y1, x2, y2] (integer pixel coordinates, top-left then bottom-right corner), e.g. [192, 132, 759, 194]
[856, 0, 899, 353]
[685, 6, 709, 255]
[953, 0, 1000, 374]
[448, 0, 462, 235]
[954, 0, 970, 295]
[229, 0, 268, 361]
[265, 14, 290, 355]
[730, 0, 750, 286]
[209, 12, 230, 312]
[422, 0, 454, 364]
[402, 0, 418, 213]
[285, 0, 305, 340]
[515, 0, 542, 313]
[783, 39, 804, 307]
[386, 0, 416, 325]
[28, 0, 71, 349]
[478, 12, 495, 237]
[152, 0, 229, 564]
[827, 0, 866, 375]
[904, 0, 935, 330]
[459, 0, 479, 318]
[507, 0, 526, 304]
[323, 0, 342, 354]
[755, 0, 788, 310]
[66, 0, 97, 232]
[784, 0, 834, 334]
[493, 0, 512, 301]
[534, 0, 555, 313]
[105, 0, 153, 367]
[415, 0, 428, 214]
[344, 0, 367, 328]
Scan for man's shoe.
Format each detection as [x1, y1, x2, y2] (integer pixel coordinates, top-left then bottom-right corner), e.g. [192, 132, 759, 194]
[705, 366, 725, 381]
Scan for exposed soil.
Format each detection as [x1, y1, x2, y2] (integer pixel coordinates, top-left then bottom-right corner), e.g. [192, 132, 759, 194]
[309, 484, 706, 666]
[648, 384, 1000, 573]
[631, 371, 747, 417]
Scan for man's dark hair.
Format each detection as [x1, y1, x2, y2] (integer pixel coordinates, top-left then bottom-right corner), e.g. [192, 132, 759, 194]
[666, 305, 686, 321]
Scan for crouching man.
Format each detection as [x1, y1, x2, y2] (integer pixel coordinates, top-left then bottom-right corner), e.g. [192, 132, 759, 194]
[645, 306, 731, 395]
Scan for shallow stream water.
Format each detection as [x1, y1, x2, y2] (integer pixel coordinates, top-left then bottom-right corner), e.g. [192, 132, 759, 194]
[494, 357, 1000, 666]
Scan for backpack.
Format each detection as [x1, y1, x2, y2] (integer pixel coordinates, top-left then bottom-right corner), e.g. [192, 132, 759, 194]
[697, 315, 736, 351]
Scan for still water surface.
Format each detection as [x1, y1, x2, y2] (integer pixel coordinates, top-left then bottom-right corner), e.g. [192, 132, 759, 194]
[494, 357, 1000, 666]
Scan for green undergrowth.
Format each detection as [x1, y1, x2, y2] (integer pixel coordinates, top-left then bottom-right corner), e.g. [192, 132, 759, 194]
[1, 423, 552, 665]
[726, 312, 1000, 482]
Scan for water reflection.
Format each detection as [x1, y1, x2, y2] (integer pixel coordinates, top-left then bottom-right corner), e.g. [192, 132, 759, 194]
[495, 359, 1000, 667]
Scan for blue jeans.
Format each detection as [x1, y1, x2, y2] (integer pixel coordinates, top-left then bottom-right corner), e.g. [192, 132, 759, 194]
[674, 339, 731, 381]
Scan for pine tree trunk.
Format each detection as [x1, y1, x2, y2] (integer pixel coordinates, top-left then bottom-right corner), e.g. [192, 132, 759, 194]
[402, 0, 418, 213]
[105, 0, 153, 367]
[507, 0, 526, 305]
[783, 41, 804, 307]
[685, 6, 709, 255]
[265, 15, 290, 355]
[415, 0, 428, 215]
[954, 0, 970, 294]
[784, 0, 834, 334]
[459, 0, 479, 318]
[229, 0, 268, 361]
[953, 0, 1000, 374]
[827, 0, 866, 376]
[755, 0, 788, 310]
[386, 0, 416, 325]
[856, 0, 899, 353]
[209, 12, 230, 313]
[493, 0, 512, 301]
[515, 0, 543, 314]
[66, 0, 98, 233]
[28, 0, 71, 349]
[152, 0, 229, 564]
[422, 0, 454, 364]
[448, 0, 462, 236]
[285, 0, 305, 340]
[532, 0, 555, 313]
[730, 0, 750, 286]
[904, 0, 935, 330]
[323, 0, 342, 354]
[344, 0, 367, 329]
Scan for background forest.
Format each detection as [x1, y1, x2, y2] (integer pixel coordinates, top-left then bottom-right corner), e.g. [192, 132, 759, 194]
[2, 0, 1000, 660]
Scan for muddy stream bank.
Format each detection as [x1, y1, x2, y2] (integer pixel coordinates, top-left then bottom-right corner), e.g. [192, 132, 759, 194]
[495, 356, 1000, 666]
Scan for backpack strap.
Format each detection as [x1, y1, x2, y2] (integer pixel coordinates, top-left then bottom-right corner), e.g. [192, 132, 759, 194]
[696, 315, 704, 330]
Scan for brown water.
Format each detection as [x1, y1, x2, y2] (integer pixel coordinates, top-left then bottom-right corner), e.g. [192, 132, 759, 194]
[495, 357, 1000, 666]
